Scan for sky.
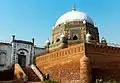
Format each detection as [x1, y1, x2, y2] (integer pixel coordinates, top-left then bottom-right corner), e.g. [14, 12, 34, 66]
[0, 0, 120, 47]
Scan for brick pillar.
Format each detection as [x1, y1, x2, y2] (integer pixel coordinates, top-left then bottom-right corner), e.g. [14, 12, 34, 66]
[80, 55, 92, 83]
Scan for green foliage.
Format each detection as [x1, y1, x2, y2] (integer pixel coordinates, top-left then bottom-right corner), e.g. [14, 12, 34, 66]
[41, 79, 59, 83]
[95, 79, 117, 83]
[96, 79, 103, 83]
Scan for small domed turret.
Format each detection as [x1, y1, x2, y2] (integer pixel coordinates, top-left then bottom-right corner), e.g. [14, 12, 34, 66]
[60, 34, 65, 38]
[52, 26, 55, 30]
[101, 37, 107, 46]
[101, 37, 105, 40]
[60, 34, 67, 43]
[94, 23, 97, 27]
[46, 39, 50, 46]
[83, 20, 86, 24]
[45, 39, 50, 53]
[86, 32, 92, 43]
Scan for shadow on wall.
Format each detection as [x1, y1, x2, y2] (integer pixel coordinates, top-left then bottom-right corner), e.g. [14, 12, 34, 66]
[0, 79, 24, 83]
[0, 66, 14, 81]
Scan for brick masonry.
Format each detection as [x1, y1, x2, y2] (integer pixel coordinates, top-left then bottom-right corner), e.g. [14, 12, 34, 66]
[36, 43, 120, 83]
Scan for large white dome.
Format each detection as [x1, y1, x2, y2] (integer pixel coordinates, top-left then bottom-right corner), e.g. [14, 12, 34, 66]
[55, 9, 94, 26]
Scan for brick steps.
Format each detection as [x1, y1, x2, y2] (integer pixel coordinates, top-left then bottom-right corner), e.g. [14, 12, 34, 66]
[23, 67, 41, 82]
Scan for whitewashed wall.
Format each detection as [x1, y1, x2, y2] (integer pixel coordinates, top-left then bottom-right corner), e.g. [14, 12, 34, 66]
[0, 41, 46, 71]
[34, 47, 46, 56]
[11, 42, 33, 66]
[0, 43, 12, 70]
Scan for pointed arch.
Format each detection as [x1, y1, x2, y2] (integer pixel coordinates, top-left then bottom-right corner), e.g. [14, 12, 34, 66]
[73, 35, 78, 40]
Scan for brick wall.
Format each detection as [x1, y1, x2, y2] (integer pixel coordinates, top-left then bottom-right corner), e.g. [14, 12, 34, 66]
[85, 43, 120, 69]
[36, 44, 85, 83]
[36, 43, 120, 83]
[85, 43, 120, 82]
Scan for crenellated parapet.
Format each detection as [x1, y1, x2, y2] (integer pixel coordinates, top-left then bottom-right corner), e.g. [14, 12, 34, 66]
[85, 43, 120, 70]
[85, 43, 120, 55]
[37, 43, 120, 67]
[36, 43, 85, 63]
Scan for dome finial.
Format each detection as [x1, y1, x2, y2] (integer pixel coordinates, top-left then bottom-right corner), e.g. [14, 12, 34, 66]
[72, 4, 76, 11]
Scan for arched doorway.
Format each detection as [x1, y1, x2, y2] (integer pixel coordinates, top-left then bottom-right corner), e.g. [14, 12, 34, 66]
[18, 55, 26, 67]
[56, 38, 60, 42]
[17, 49, 28, 67]
[73, 35, 78, 40]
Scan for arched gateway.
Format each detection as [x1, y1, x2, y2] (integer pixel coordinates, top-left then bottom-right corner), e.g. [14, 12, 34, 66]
[17, 49, 28, 67]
